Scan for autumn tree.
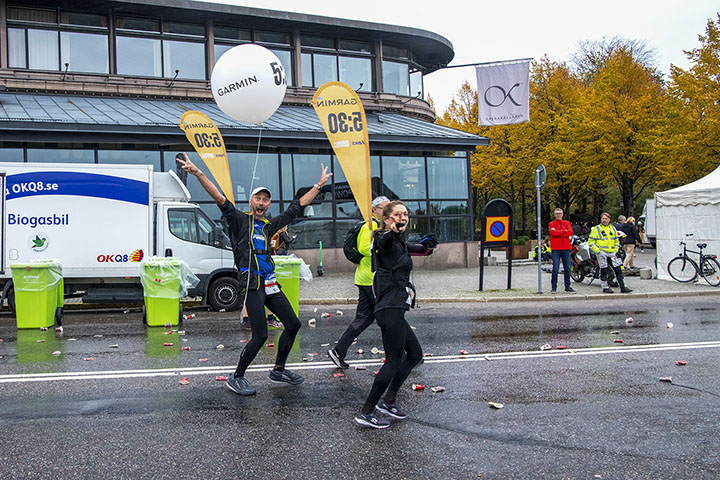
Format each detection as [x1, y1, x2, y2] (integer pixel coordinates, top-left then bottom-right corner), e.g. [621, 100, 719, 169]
[440, 81, 537, 232]
[525, 57, 594, 214]
[663, 14, 720, 184]
[574, 43, 670, 217]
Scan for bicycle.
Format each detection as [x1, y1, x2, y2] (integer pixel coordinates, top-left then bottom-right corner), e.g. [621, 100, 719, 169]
[666, 234, 720, 286]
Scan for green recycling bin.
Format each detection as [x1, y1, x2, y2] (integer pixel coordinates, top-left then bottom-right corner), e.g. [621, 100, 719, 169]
[273, 255, 303, 316]
[10, 260, 63, 329]
[141, 257, 183, 327]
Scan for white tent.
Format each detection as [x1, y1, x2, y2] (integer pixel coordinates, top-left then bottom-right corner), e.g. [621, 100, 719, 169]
[655, 165, 720, 281]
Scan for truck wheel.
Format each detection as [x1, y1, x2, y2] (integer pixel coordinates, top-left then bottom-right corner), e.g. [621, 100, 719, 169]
[208, 277, 242, 311]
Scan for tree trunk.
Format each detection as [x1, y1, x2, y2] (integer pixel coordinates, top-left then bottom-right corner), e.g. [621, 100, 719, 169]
[621, 174, 635, 217]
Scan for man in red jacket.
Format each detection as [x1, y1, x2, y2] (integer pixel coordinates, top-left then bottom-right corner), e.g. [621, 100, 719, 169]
[548, 208, 575, 294]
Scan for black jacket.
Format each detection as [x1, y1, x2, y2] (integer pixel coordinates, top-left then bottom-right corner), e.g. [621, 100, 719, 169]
[372, 229, 428, 313]
[621, 222, 642, 245]
[220, 198, 302, 290]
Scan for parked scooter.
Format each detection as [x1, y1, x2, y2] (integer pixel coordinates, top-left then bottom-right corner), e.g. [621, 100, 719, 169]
[570, 233, 626, 287]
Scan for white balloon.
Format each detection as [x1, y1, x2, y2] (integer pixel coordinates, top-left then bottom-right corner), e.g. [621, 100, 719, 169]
[211, 44, 287, 124]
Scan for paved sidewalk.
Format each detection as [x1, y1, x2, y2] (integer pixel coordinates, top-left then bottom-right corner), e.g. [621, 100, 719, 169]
[299, 249, 720, 304]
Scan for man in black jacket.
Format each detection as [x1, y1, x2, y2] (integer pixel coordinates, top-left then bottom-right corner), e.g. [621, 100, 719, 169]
[178, 153, 331, 396]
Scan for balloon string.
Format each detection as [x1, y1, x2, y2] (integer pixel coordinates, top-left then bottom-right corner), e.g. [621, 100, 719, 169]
[241, 124, 265, 319]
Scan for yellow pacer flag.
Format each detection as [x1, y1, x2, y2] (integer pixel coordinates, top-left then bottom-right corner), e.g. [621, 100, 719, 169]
[312, 82, 372, 225]
[179, 110, 235, 204]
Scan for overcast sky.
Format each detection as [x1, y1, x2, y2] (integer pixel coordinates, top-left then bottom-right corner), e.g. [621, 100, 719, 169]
[204, 0, 718, 114]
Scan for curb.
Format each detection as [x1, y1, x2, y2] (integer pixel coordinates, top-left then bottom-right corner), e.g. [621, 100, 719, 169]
[299, 290, 720, 305]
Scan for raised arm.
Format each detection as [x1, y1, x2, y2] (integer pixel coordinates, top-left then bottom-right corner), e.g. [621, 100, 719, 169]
[176, 153, 226, 206]
[299, 163, 332, 207]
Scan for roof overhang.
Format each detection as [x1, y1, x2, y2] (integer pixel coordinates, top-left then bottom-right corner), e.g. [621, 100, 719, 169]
[0, 93, 488, 151]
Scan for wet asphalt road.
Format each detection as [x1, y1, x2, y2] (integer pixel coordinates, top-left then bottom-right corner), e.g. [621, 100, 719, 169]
[0, 297, 719, 480]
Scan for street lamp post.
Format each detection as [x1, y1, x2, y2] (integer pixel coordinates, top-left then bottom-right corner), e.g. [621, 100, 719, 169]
[535, 164, 546, 294]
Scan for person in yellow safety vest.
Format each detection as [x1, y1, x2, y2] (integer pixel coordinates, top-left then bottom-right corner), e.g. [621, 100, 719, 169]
[588, 212, 633, 294]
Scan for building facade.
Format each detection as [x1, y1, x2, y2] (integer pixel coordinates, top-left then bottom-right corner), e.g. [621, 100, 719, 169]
[0, 0, 486, 271]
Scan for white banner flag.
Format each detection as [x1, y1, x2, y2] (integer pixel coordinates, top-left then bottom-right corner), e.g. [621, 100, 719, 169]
[475, 60, 530, 126]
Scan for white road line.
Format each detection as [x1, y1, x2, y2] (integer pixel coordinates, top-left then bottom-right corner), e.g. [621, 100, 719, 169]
[1, 340, 719, 384]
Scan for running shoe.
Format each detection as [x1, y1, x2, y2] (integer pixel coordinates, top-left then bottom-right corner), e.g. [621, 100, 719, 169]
[328, 348, 349, 369]
[267, 318, 283, 329]
[375, 400, 407, 419]
[268, 368, 304, 385]
[603, 287, 614, 294]
[226, 375, 256, 396]
[354, 411, 390, 429]
[565, 287, 576, 293]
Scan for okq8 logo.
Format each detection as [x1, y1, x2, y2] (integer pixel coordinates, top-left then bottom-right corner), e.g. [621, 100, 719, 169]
[97, 249, 144, 263]
[484, 83, 522, 107]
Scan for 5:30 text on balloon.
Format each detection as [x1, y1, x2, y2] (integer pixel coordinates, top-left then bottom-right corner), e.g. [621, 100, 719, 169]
[327, 112, 363, 134]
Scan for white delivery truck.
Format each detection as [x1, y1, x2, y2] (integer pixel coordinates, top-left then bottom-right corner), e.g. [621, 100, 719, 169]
[0, 162, 243, 312]
[640, 198, 656, 248]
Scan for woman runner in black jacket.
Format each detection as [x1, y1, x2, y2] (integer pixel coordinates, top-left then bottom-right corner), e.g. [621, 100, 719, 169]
[354, 200, 436, 429]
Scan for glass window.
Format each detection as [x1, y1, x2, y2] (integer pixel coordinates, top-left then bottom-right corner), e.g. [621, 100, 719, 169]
[382, 61, 409, 96]
[410, 69, 423, 97]
[256, 31, 289, 45]
[427, 157, 468, 199]
[282, 154, 330, 201]
[164, 151, 212, 202]
[197, 211, 216, 245]
[338, 40, 370, 53]
[117, 36, 161, 76]
[290, 218, 334, 249]
[382, 45, 409, 59]
[7, 7, 56, 23]
[270, 49, 293, 87]
[215, 26, 251, 41]
[98, 150, 160, 170]
[381, 156, 426, 199]
[301, 36, 334, 49]
[116, 17, 160, 33]
[334, 218, 362, 246]
[163, 22, 204, 37]
[339, 56, 371, 92]
[197, 202, 221, 223]
[405, 216, 429, 243]
[28, 29, 59, 70]
[60, 12, 107, 28]
[227, 152, 280, 203]
[163, 40, 205, 79]
[8, 28, 27, 68]
[332, 156, 381, 218]
[313, 53, 338, 86]
[433, 217, 470, 242]
[430, 201, 468, 215]
[0, 149, 24, 162]
[168, 210, 198, 243]
[301, 53, 312, 87]
[26, 149, 94, 163]
[214, 44, 233, 64]
[61, 32, 109, 74]
[403, 201, 427, 216]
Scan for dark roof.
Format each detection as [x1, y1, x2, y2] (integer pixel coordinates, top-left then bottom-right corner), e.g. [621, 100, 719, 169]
[0, 93, 487, 151]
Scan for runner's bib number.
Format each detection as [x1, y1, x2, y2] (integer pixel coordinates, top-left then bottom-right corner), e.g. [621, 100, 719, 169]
[265, 273, 280, 295]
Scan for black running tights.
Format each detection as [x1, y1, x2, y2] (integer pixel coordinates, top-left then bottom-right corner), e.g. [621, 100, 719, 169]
[361, 308, 423, 414]
[234, 288, 300, 377]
